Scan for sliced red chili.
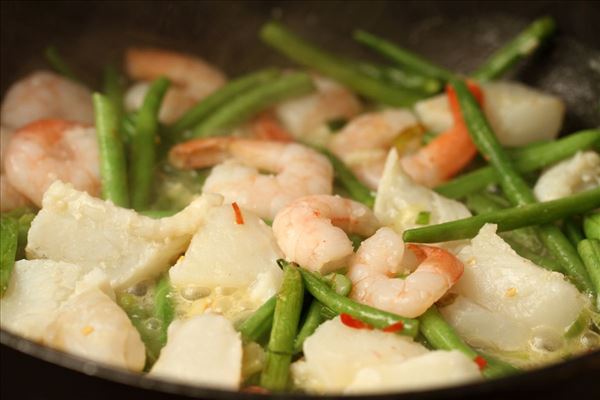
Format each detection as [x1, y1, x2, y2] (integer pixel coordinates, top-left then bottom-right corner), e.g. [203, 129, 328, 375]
[232, 202, 244, 225]
[382, 321, 404, 333]
[474, 355, 488, 370]
[242, 386, 270, 394]
[340, 313, 373, 330]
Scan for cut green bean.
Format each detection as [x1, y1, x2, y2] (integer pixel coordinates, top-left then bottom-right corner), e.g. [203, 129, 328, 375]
[261, 262, 304, 391]
[293, 300, 323, 354]
[404, 187, 600, 243]
[451, 80, 593, 294]
[317, 148, 375, 207]
[299, 268, 419, 337]
[578, 239, 600, 305]
[45, 46, 83, 83]
[154, 275, 175, 347]
[238, 296, 276, 343]
[419, 306, 519, 379]
[584, 213, 600, 240]
[192, 72, 314, 138]
[168, 68, 280, 139]
[0, 218, 19, 296]
[93, 93, 130, 207]
[354, 30, 455, 82]
[260, 22, 423, 106]
[129, 77, 170, 210]
[103, 64, 125, 126]
[322, 273, 352, 296]
[353, 61, 442, 94]
[472, 16, 556, 81]
[436, 129, 600, 199]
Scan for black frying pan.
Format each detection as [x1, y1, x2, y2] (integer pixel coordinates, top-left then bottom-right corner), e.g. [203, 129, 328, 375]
[1, 1, 600, 399]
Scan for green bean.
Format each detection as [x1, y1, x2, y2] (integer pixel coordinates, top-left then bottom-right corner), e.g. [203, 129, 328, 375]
[192, 72, 314, 138]
[404, 187, 600, 243]
[129, 77, 170, 210]
[578, 239, 600, 305]
[103, 64, 125, 126]
[168, 68, 280, 139]
[0, 218, 19, 296]
[2, 208, 37, 260]
[93, 93, 130, 207]
[317, 148, 375, 207]
[237, 296, 276, 343]
[419, 306, 519, 379]
[451, 80, 594, 294]
[353, 61, 441, 94]
[260, 22, 423, 106]
[154, 275, 175, 347]
[299, 267, 419, 337]
[564, 218, 585, 246]
[261, 263, 304, 391]
[503, 238, 563, 272]
[354, 30, 455, 82]
[435, 129, 600, 199]
[44, 46, 83, 83]
[293, 300, 323, 354]
[584, 213, 600, 240]
[320, 304, 338, 320]
[472, 16, 556, 81]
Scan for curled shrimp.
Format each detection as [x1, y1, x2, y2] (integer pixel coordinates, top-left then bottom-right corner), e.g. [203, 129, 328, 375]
[124, 48, 227, 123]
[0, 71, 94, 130]
[348, 227, 464, 318]
[328, 109, 418, 190]
[400, 83, 483, 187]
[169, 138, 333, 220]
[1, 126, 31, 212]
[3, 119, 100, 207]
[272, 195, 379, 274]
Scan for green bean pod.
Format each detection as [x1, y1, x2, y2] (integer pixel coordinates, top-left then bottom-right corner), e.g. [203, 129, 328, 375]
[153, 275, 175, 347]
[93, 93, 130, 207]
[168, 68, 281, 139]
[353, 61, 442, 94]
[45, 46, 83, 84]
[578, 239, 600, 305]
[354, 30, 455, 82]
[299, 268, 419, 337]
[293, 300, 324, 354]
[237, 296, 276, 343]
[0, 218, 19, 296]
[191, 72, 314, 138]
[103, 64, 125, 127]
[129, 77, 171, 210]
[472, 16, 556, 81]
[419, 306, 519, 379]
[261, 262, 304, 391]
[260, 22, 423, 106]
[584, 212, 600, 240]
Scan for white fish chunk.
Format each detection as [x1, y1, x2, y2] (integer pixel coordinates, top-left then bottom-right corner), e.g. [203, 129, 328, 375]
[346, 350, 480, 394]
[44, 271, 145, 371]
[375, 149, 471, 235]
[27, 181, 222, 289]
[169, 204, 283, 304]
[291, 317, 479, 394]
[534, 151, 600, 202]
[150, 314, 242, 389]
[440, 224, 585, 352]
[415, 81, 565, 146]
[0, 259, 84, 341]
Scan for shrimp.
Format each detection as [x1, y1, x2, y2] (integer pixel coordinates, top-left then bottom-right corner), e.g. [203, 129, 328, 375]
[3, 119, 100, 207]
[272, 195, 379, 274]
[275, 74, 362, 145]
[348, 227, 463, 318]
[1, 126, 32, 212]
[328, 109, 418, 190]
[169, 138, 333, 220]
[400, 84, 483, 187]
[124, 48, 227, 123]
[0, 71, 94, 130]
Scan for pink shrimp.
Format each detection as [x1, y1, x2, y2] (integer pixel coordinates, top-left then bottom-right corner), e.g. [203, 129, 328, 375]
[3, 119, 100, 207]
[348, 227, 463, 318]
